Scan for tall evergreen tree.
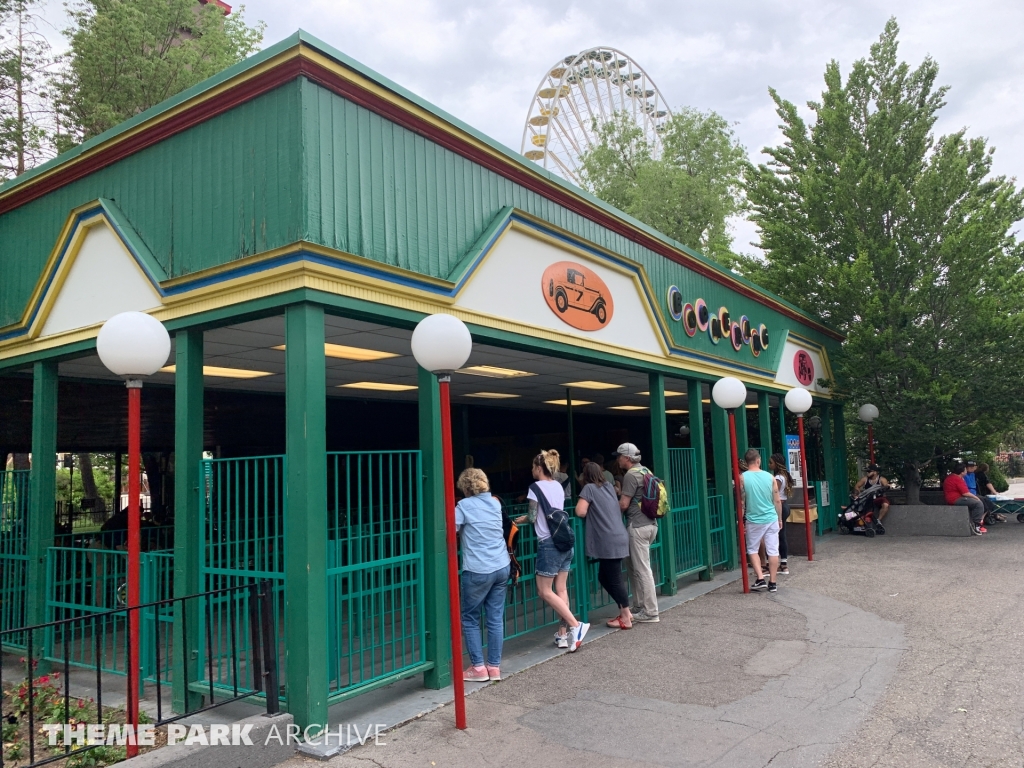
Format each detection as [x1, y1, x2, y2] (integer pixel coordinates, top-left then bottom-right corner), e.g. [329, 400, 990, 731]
[0, 0, 53, 179]
[743, 19, 1024, 498]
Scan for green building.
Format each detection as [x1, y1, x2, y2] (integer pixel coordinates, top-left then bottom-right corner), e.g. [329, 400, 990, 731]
[0, 32, 846, 728]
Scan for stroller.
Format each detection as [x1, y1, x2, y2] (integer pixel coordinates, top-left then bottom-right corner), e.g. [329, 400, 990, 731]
[837, 484, 886, 538]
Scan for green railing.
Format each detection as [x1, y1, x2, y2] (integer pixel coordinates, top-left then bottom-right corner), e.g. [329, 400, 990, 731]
[709, 495, 729, 568]
[325, 451, 428, 701]
[45, 546, 174, 683]
[201, 454, 286, 696]
[668, 448, 706, 578]
[0, 470, 29, 648]
[53, 525, 175, 551]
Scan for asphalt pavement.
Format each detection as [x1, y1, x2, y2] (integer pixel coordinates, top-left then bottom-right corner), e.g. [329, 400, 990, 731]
[280, 520, 1024, 768]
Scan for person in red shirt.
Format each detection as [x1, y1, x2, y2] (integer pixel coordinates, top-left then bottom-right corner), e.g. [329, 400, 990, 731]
[943, 462, 986, 535]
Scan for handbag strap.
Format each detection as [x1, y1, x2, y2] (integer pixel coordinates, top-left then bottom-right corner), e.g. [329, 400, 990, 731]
[530, 482, 556, 519]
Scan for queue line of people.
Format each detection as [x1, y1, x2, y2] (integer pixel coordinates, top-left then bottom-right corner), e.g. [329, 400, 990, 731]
[454, 442, 659, 682]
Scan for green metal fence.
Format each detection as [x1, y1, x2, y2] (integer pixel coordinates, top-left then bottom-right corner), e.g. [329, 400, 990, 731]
[325, 451, 428, 700]
[708, 495, 729, 568]
[45, 546, 174, 683]
[0, 470, 29, 648]
[201, 455, 286, 695]
[668, 448, 706, 578]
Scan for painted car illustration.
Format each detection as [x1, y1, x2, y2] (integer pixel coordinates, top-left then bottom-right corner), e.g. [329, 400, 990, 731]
[547, 267, 609, 324]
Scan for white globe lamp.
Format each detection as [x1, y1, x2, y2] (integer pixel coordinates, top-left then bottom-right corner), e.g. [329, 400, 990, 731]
[857, 403, 879, 423]
[783, 387, 815, 561]
[96, 311, 171, 378]
[411, 313, 472, 376]
[713, 376, 751, 593]
[711, 376, 747, 410]
[410, 312, 473, 729]
[784, 387, 813, 415]
[95, 310, 170, 748]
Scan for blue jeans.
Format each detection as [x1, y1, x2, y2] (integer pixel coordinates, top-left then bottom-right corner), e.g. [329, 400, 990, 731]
[460, 565, 510, 667]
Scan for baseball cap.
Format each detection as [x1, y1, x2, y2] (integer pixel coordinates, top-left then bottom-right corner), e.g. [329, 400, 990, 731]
[866, 463, 880, 472]
[965, 460, 977, 467]
[613, 442, 641, 461]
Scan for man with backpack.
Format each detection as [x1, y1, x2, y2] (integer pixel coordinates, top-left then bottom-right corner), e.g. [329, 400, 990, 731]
[615, 442, 661, 623]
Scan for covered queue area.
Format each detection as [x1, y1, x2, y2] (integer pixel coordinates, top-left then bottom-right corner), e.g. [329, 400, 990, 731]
[0, 32, 846, 730]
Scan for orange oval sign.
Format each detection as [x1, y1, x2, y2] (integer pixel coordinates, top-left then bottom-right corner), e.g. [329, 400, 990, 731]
[541, 261, 614, 331]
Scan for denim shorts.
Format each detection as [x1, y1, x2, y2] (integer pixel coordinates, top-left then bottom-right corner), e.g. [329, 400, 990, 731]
[536, 537, 574, 577]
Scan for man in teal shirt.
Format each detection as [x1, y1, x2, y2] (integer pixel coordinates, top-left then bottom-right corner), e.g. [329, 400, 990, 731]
[740, 449, 783, 593]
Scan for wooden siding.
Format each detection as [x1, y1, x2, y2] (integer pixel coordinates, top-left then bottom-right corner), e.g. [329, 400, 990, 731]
[0, 82, 304, 329]
[298, 78, 828, 367]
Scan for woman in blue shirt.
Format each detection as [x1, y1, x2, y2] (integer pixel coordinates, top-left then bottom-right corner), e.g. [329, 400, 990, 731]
[455, 468, 511, 683]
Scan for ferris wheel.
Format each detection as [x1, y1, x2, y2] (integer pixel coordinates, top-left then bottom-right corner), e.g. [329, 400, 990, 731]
[521, 47, 672, 185]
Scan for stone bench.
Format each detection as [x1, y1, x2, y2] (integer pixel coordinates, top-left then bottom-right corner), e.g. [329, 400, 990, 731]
[881, 504, 972, 537]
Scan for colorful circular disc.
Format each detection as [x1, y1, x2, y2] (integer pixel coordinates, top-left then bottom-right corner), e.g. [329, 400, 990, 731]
[740, 316, 751, 344]
[759, 324, 769, 349]
[709, 316, 721, 344]
[682, 303, 697, 336]
[667, 286, 683, 321]
[750, 330, 762, 357]
[730, 322, 743, 351]
[719, 307, 730, 332]
[695, 299, 709, 331]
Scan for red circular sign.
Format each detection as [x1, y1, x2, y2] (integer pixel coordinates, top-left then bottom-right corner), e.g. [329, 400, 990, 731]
[794, 351, 815, 386]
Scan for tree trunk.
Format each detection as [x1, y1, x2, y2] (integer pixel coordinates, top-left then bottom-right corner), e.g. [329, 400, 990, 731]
[903, 461, 922, 504]
[76, 453, 105, 512]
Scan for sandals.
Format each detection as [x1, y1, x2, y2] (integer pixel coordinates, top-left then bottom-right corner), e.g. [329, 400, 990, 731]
[606, 617, 633, 630]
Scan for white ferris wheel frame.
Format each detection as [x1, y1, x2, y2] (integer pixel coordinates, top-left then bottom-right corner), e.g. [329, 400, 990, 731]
[520, 46, 672, 185]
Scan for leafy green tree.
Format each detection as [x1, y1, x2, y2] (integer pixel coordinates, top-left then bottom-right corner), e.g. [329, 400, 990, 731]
[55, 0, 264, 149]
[0, 0, 54, 178]
[579, 107, 747, 263]
[743, 19, 1024, 500]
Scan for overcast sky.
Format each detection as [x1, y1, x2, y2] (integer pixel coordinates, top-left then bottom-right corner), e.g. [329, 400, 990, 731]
[42, 0, 1024, 253]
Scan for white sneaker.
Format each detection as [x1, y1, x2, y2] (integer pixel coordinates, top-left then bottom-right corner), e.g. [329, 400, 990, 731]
[555, 632, 569, 649]
[569, 622, 590, 652]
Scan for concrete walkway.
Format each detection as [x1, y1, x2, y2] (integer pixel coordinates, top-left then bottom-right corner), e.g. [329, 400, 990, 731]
[279, 517, 1024, 768]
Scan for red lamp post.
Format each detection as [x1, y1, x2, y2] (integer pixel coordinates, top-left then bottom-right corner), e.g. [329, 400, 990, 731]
[411, 313, 473, 731]
[858, 404, 879, 465]
[712, 377, 749, 593]
[785, 388, 815, 562]
[96, 312, 171, 756]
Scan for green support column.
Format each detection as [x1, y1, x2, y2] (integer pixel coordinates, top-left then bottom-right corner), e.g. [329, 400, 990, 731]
[687, 381, 713, 581]
[418, 365, 451, 689]
[284, 303, 328, 729]
[778, 396, 789, 464]
[172, 329, 204, 713]
[26, 361, 57, 640]
[710, 402, 737, 570]
[648, 373, 677, 595]
[757, 391, 773, 455]
[736, 400, 749, 459]
[819, 402, 837, 534]
[834, 405, 849, 496]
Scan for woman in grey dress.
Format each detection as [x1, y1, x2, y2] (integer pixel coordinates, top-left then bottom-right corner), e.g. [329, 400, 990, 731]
[575, 462, 632, 629]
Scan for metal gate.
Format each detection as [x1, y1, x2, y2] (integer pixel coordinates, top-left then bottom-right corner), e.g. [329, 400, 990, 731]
[0, 470, 29, 648]
[668, 448, 706, 578]
[201, 455, 286, 694]
[326, 451, 427, 699]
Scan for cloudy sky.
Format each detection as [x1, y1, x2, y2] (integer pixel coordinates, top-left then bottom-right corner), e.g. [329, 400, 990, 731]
[41, 0, 1024, 252]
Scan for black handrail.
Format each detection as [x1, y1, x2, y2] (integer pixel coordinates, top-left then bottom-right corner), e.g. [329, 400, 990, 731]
[0, 580, 280, 768]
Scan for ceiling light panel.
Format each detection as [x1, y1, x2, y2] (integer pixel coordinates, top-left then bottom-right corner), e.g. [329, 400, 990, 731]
[339, 382, 417, 392]
[636, 390, 686, 397]
[457, 365, 536, 378]
[160, 365, 273, 379]
[464, 392, 521, 399]
[609, 405, 648, 411]
[273, 343, 400, 361]
[561, 381, 623, 390]
[544, 399, 594, 406]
